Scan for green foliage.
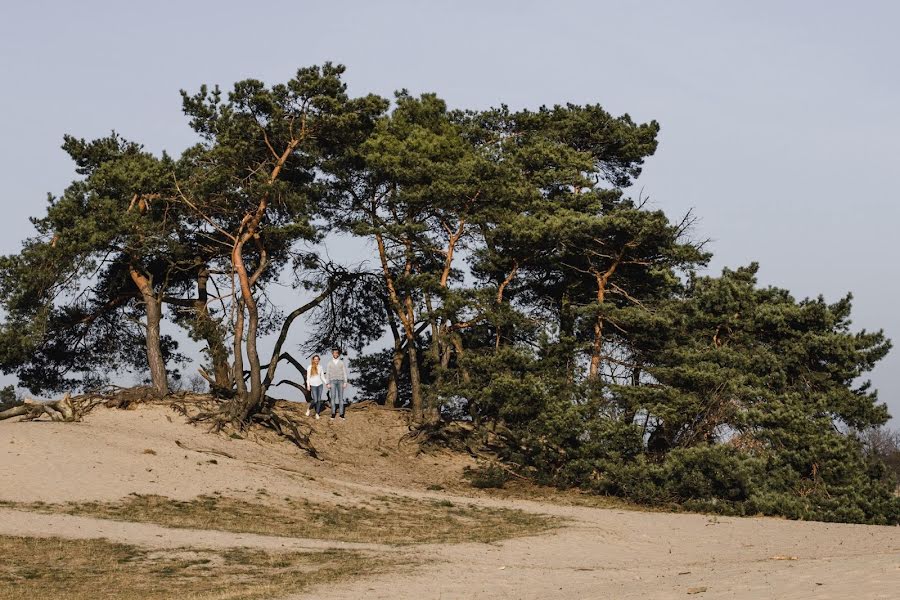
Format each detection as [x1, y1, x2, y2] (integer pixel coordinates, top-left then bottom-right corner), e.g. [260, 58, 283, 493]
[451, 265, 898, 523]
[0, 133, 188, 393]
[0, 385, 21, 412]
[464, 463, 510, 489]
[350, 347, 411, 405]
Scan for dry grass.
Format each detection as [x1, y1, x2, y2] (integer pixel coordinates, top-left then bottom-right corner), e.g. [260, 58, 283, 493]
[9, 493, 559, 545]
[0, 535, 373, 600]
[476, 478, 665, 513]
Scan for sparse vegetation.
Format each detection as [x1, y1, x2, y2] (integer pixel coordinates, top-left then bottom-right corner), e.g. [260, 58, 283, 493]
[10, 493, 558, 545]
[0, 535, 371, 600]
[858, 426, 900, 482]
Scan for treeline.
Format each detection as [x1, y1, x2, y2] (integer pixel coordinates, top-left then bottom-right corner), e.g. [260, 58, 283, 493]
[0, 65, 896, 523]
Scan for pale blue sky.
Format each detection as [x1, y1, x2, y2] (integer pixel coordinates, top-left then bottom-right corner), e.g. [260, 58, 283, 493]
[1, 1, 897, 419]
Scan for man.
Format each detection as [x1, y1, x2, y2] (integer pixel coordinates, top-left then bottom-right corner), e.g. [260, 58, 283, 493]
[325, 347, 350, 420]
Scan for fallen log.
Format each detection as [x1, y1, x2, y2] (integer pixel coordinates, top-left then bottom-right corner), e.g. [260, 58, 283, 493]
[0, 393, 78, 422]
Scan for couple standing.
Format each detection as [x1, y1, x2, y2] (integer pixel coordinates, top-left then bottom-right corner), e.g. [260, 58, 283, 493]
[305, 348, 350, 420]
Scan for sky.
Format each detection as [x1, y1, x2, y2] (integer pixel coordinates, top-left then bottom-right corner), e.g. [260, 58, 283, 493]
[1, 1, 898, 419]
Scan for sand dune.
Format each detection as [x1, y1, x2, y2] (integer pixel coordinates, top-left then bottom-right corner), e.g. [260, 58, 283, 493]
[1, 404, 898, 599]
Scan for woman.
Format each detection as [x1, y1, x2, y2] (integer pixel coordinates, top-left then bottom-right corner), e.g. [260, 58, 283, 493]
[305, 354, 326, 419]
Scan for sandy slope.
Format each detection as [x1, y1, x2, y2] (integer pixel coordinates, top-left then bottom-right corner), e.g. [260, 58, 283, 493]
[1, 404, 898, 599]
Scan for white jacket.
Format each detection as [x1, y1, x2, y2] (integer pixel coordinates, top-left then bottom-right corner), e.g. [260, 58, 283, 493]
[307, 364, 326, 387]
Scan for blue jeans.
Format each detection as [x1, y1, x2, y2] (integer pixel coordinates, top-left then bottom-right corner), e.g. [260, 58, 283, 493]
[329, 380, 346, 417]
[309, 384, 324, 415]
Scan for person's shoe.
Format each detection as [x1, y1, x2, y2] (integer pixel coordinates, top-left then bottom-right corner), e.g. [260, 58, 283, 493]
[315, 413, 320, 420]
[340, 416, 346, 420]
[305, 408, 311, 417]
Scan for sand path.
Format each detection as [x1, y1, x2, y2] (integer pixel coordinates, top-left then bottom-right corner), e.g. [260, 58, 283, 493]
[299, 501, 900, 600]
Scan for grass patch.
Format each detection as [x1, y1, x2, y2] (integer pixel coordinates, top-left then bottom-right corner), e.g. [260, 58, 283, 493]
[0, 535, 371, 600]
[9, 493, 559, 546]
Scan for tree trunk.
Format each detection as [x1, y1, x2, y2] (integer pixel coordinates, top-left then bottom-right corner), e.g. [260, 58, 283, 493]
[588, 259, 620, 380]
[373, 226, 423, 418]
[233, 299, 247, 397]
[194, 268, 231, 391]
[382, 294, 405, 408]
[559, 290, 575, 340]
[386, 345, 404, 407]
[424, 293, 442, 422]
[450, 333, 471, 384]
[622, 364, 641, 424]
[493, 261, 518, 348]
[589, 314, 604, 379]
[231, 234, 265, 422]
[243, 294, 263, 414]
[129, 267, 168, 396]
[401, 290, 425, 422]
[407, 334, 423, 422]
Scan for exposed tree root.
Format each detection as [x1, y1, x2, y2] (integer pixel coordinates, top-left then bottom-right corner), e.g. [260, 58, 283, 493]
[254, 408, 318, 458]
[0, 392, 100, 422]
[186, 396, 318, 458]
[349, 399, 410, 413]
[401, 418, 476, 448]
[399, 419, 533, 482]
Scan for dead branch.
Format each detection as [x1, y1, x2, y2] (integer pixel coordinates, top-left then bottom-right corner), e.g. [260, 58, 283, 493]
[1, 392, 91, 422]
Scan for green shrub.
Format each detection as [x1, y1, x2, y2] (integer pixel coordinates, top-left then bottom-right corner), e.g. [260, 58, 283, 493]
[464, 464, 510, 489]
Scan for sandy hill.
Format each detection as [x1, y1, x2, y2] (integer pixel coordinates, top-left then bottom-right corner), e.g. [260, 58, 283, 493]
[1, 402, 898, 600]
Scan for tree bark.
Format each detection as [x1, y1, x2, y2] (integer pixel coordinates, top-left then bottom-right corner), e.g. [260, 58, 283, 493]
[232, 299, 247, 398]
[404, 295, 424, 421]
[232, 238, 264, 421]
[588, 258, 621, 380]
[383, 295, 404, 407]
[450, 333, 471, 384]
[406, 333, 423, 421]
[224, 138, 298, 423]
[373, 223, 423, 421]
[194, 268, 231, 391]
[386, 345, 404, 407]
[129, 267, 168, 396]
[494, 262, 518, 348]
[424, 292, 442, 422]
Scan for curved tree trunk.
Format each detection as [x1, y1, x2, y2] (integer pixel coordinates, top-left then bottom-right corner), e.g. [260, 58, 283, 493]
[261, 281, 339, 396]
[232, 299, 247, 398]
[588, 258, 620, 380]
[228, 140, 298, 424]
